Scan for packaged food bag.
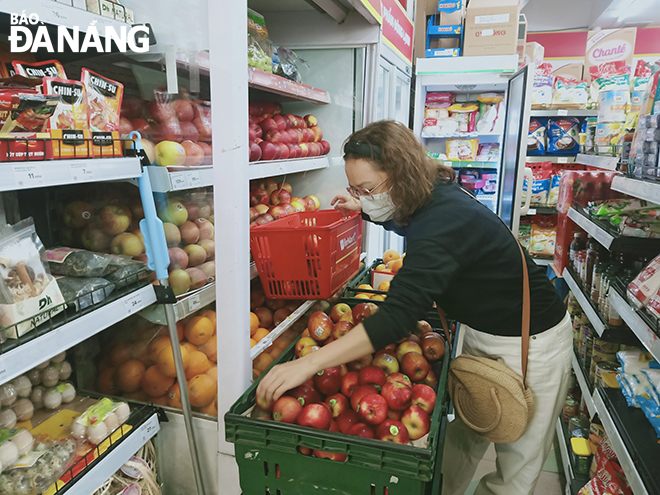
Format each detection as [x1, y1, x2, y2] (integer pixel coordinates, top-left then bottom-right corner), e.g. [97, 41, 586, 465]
[12, 59, 67, 79]
[529, 214, 556, 258]
[0, 218, 65, 340]
[548, 117, 581, 154]
[628, 255, 660, 308]
[446, 138, 478, 161]
[532, 63, 553, 107]
[43, 77, 89, 130]
[81, 68, 124, 132]
[0, 94, 60, 133]
[527, 118, 548, 155]
[552, 77, 588, 107]
[448, 103, 479, 133]
[248, 8, 273, 73]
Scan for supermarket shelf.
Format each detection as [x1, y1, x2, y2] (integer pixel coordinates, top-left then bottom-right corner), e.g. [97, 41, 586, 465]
[248, 156, 329, 180]
[444, 160, 499, 169]
[0, 285, 156, 385]
[563, 267, 607, 337]
[147, 165, 213, 193]
[529, 109, 598, 117]
[593, 388, 657, 495]
[527, 205, 558, 215]
[572, 351, 596, 417]
[567, 207, 614, 249]
[139, 282, 216, 325]
[611, 175, 660, 204]
[526, 155, 577, 164]
[575, 154, 619, 171]
[251, 300, 315, 360]
[533, 257, 553, 266]
[0, 157, 143, 192]
[248, 68, 331, 105]
[250, 262, 258, 280]
[62, 410, 160, 494]
[609, 288, 660, 364]
[555, 418, 574, 493]
[421, 131, 502, 139]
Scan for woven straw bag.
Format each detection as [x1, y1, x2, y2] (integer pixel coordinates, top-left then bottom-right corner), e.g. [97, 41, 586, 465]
[438, 243, 534, 444]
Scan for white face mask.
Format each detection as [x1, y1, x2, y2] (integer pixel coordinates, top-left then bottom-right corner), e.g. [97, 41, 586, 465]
[360, 191, 396, 222]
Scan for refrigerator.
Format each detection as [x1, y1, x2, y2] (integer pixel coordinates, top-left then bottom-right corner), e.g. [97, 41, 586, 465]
[412, 55, 533, 236]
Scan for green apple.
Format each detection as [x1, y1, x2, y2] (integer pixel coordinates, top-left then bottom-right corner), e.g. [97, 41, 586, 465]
[100, 205, 132, 235]
[168, 269, 191, 296]
[163, 222, 181, 247]
[155, 140, 186, 167]
[110, 232, 144, 257]
[159, 201, 188, 226]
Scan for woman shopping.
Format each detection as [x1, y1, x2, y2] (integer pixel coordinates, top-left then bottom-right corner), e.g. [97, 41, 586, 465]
[257, 120, 572, 495]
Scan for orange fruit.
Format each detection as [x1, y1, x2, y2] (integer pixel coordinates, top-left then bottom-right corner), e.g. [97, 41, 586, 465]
[151, 395, 169, 406]
[187, 374, 216, 407]
[250, 338, 257, 348]
[98, 367, 119, 395]
[133, 340, 154, 367]
[375, 264, 387, 271]
[184, 316, 214, 346]
[250, 312, 259, 335]
[206, 366, 217, 383]
[168, 382, 182, 408]
[378, 281, 390, 291]
[156, 344, 190, 378]
[198, 335, 217, 362]
[111, 343, 132, 367]
[388, 258, 403, 274]
[203, 310, 217, 327]
[141, 365, 175, 397]
[253, 327, 269, 342]
[358, 284, 373, 290]
[176, 321, 184, 341]
[270, 346, 284, 359]
[253, 369, 262, 380]
[253, 353, 274, 373]
[200, 398, 218, 416]
[181, 341, 197, 353]
[150, 335, 171, 361]
[383, 250, 400, 264]
[372, 295, 386, 301]
[185, 351, 211, 380]
[117, 360, 146, 393]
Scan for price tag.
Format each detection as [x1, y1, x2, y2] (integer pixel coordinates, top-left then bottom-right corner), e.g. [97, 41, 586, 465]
[123, 291, 145, 315]
[69, 162, 96, 181]
[0, 368, 7, 383]
[12, 164, 44, 188]
[185, 171, 202, 188]
[170, 172, 187, 190]
[188, 294, 202, 312]
[557, 157, 568, 163]
[558, 109, 569, 116]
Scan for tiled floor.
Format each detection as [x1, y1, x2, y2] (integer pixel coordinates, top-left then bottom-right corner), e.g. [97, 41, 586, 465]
[464, 443, 563, 495]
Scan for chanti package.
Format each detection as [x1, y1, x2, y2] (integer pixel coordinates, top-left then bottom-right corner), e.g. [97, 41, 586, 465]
[12, 60, 67, 80]
[43, 78, 89, 130]
[81, 68, 124, 132]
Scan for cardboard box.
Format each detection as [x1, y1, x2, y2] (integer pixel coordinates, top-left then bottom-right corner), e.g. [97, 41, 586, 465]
[113, 3, 126, 22]
[414, 0, 465, 61]
[524, 42, 544, 67]
[552, 63, 584, 81]
[516, 14, 527, 65]
[585, 28, 637, 80]
[464, 0, 521, 57]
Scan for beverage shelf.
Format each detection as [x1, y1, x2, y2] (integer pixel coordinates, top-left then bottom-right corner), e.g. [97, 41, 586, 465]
[139, 282, 216, 325]
[608, 288, 660, 364]
[248, 68, 331, 105]
[611, 175, 660, 204]
[575, 154, 619, 171]
[251, 300, 315, 360]
[147, 165, 214, 193]
[563, 267, 607, 337]
[571, 350, 596, 418]
[248, 156, 329, 180]
[529, 109, 598, 118]
[0, 157, 143, 192]
[0, 284, 156, 385]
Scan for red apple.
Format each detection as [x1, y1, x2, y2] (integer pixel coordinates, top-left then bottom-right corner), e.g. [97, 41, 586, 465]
[131, 118, 152, 135]
[299, 142, 309, 157]
[249, 207, 260, 222]
[290, 380, 323, 406]
[250, 123, 262, 139]
[336, 409, 360, 434]
[282, 203, 296, 215]
[291, 144, 302, 158]
[180, 121, 200, 142]
[358, 366, 387, 391]
[352, 303, 375, 324]
[264, 178, 279, 196]
[272, 114, 287, 130]
[387, 409, 403, 421]
[308, 312, 333, 341]
[372, 350, 400, 375]
[260, 117, 278, 134]
[417, 320, 433, 334]
[332, 320, 354, 340]
[386, 373, 413, 389]
[294, 337, 319, 358]
[272, 396, 303, 423]
[349, 423, 374, 438]
[357, 393, 388, 425]
[341, 371, 359, 398]
[401, 406, 430, 440]
[150, 102, 176, 122]
[411, 384, 437, 414]
[258, 141, 280, 161]
[319, 140, 331, 155]
[350, 385, 378, 411]
[278, 142, 290, 160]
[273, 308, 293, 326]
[313, 450, 347, 462]
[298, 403, 332, 430]
[119, 117, 133, 136]
[401, 353, 430, 382]
[314, 367, 342, 396]
[347, 354, 373, 372]
[337, 364, 349, 377]
[254, 307, 273, 328]
[299, 446, 312, 456]
[325, 393, 349, 418]
[396, 341, 423, 363]
[249, 142, 262, 162]
[256, 396, 273, 412]
[268, 205, 286, 220]
[283, 114, 299, 127]
[250, 188, 269, 206]
[377, 419, 410, 444]
[172, 99, 194, 121]
[409, 334, 422, 345]
[329, 303, 351, 323]
[380, 381, 413, 411]
[270, 189, 291, 206]
[329, 420, 340, 432]
[421, 333, 445, 362]
[278, 182, 293, 194]
[423, 370, 439, 388]
[154, 119, 183, 143]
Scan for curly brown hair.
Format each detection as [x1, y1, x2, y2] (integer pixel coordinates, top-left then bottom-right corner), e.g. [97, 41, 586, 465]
[344, 120, 456, 225]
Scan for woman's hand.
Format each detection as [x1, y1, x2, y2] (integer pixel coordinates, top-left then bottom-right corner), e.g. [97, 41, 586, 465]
[331, 194, 361, 213]
[257, 358, 316, 404]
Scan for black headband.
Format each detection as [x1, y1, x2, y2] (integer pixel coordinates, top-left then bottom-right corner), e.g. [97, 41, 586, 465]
[343, 141, 382, 160]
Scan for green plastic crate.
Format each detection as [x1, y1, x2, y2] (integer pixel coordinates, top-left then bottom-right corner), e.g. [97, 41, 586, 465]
[343, 258, 388, 303]
[225, 336, 451, 494]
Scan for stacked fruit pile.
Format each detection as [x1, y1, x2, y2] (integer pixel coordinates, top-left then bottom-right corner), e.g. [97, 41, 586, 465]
[353, 250, 404, 300]
[249, 178, 321, 226]
[249, 101, 330, 162]
[98, 310, 219, 416]
[255, 302, 446, 456]
[120, 95, 212, 167]
[158, 189, 215, 296]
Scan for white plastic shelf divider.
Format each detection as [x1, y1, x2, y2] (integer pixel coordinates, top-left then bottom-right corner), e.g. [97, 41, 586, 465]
[0, 157, 143, 192]
[0, 285, 156, 385]
[248, 156, 329, 180]
[139, 282, 216, 325]
[611, 175, 660, 204]
[533, 258, 553, 266]
[529, 109, 598, 117]
[593, 389, 649, 495]
[147, 165, 214, 193]
[567, 207, 614, 249]
[572, 352, 596, 417]
[250, 262, 258, 280]
[67, 412, 160, 495]
[563, 267, 607, 337]
[421, 131, 501, 139]
[575, 154, 619, 171]
[555, 417, 574, 489]
[251, 300, 315, 360]
[526, 155, 576, 164]
[609, 289, 660, 364]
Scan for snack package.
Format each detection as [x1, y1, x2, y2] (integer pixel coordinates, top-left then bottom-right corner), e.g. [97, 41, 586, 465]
[548, 166, 561, 206]
[518, 218, 531, 250]
[532, 63, 554, 106]
[248, 8, 273, 73]
[446, 138, 478, 160]
[596, 122, 625, 154]
[547, 117, 581, 154]
[449, 103, 479, 133]
[552, 77, 589, 107]
[591, 198, 660, 217]
[425, 92, 455, 106]
[0, 218, 66, 340]
[0, 94, 60, 134]
[617, 217, 660, 239]
[55, 276, 115, 311]
[529, 214, 556, 258]
[525, 161, 553, 204]
[528, 118, 548, 155]
[46, 248, 115, 277]
[628, 254, 660, 308]
[273, 46, 306, 83]
[598, 91, 630, 123]
[423, 116, 458, 136]
[481, 170, 497, 194]
[617, 349, 659, 374]
[475, 143, 499, 161]
[42, 78, 88, 131]
[477, 93, 504, 134]
[12, 60, 67, 79]
[81, 68, 124, 132]
[425, 106, 450, 120]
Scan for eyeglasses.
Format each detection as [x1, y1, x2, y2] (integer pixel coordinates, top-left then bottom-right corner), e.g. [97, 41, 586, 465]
[346, 178, 388, 199]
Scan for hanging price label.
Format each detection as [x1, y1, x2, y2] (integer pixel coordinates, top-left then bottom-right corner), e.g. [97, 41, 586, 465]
[185, 171, 202, 188]
[12, 164, 44, 187]
[557, 157, 568, 163]
[69, 162, 96, 181]
[557, 109, 569, 116]
[123, 291, 145, 315]
[169, 172, 187, 190]
[188, 294, 202, 312]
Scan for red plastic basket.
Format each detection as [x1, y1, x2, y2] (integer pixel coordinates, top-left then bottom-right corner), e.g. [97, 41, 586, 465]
[250, 210, 363, 299]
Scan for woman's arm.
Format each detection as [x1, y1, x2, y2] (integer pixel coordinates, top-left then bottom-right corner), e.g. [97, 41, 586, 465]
[257, 323, 375, 403]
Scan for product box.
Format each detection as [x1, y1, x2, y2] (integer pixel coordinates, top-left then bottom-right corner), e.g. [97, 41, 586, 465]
[86, 0, 114, 18]
[524, 42, 544, 67]
[595, 122, 624, 153]
[463, 0, 520, 57]
[113, 3, 125, 22]
[585, 28, 637, 80]
[553, 63, 584, 81]
[414, 0, 464, 60]
[426, 48, 462, 57]
[125, 8, 135, 24]
[0, 135, 47, 162]
[90, 131, 123, 158]
[516, 14, 527, 65]
[47, 129, 92, 160]
[598, 91, 629, 123]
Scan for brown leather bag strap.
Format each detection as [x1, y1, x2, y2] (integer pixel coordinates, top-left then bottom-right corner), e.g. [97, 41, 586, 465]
[517, 242, 531, 387]
[435, 306, 453, 354]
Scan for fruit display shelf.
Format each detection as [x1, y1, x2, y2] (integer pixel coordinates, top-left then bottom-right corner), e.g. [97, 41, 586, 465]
[248, 68, 331, 105]
[611, 175, 660, 205]
[572, 350, 596, 418]
[251, 300, 315, 360]
[248, 156, 330, 180]
[0, 157, 143, 192]
[529, 109, 598, 118]
[147, 165, 214, 193]
[0, 284, 156, 391]
[139, 282, 216, 325]
[575, 154, 619, 171]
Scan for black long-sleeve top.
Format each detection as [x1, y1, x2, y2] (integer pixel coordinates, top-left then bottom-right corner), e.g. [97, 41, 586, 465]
[362, 180, 566, 351]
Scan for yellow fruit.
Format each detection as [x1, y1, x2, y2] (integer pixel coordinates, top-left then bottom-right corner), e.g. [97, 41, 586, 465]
[355, 293, 371, 299]
[378, 281, 390, 291]
[383, 250, 400, 264]
[358, 284, 373, 290]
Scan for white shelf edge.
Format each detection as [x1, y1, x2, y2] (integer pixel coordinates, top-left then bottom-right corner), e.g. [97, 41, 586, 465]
[567, 207, 614, 250]
[611, 175, 660, 205]
[593, 389, 649, 495]
[147, 165, 214, 193]
[251, 300, 315, 360]
[532, 257, 553, 266]
[525, 155, 576, 164]
[248, 156, 329, 180]
[138, 282, 216, 325]
[555, 417, 574, 485]
[530, 109, 598, 117]
[571, 352, 596, 417]
[576, 154, 619, 171]
[250, 262, 258, 280]
[421, 132, 502, 139]
[0, 285, 156, 386]
[609, 289, 660, 364]
[0, 157, 143, 192]
[563, 267, 606, 337]
[67, 412, 160, 495]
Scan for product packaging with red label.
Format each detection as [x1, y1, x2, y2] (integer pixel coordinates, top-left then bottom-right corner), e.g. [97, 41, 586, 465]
[81, 68, 124, 132]
[12, 60, 67, 79]
[0, 94, 61, 134]
[43, 78, 89, 130]
[46, 129, 92, 160]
